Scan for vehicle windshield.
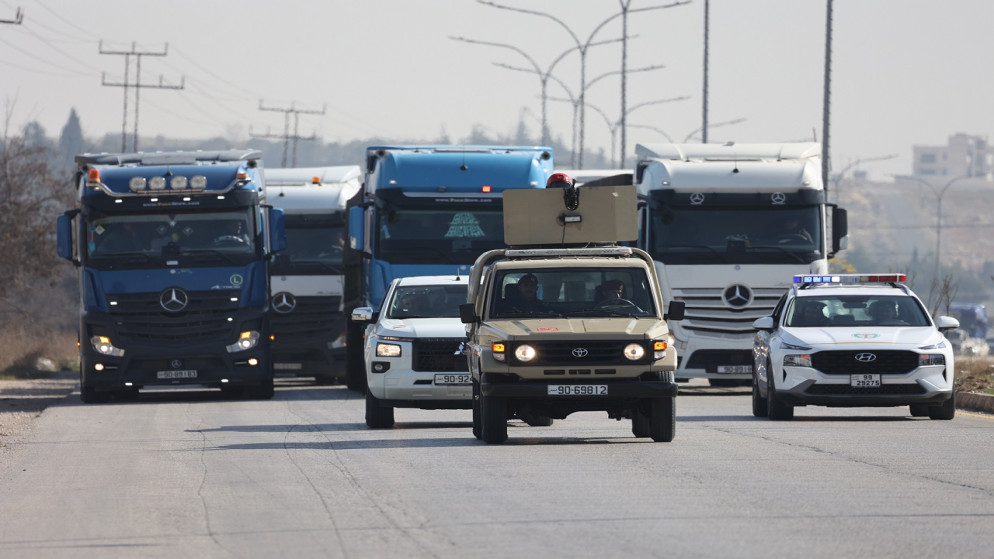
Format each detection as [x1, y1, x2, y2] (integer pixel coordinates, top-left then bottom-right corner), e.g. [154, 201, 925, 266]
[489, 267, 657, 319]
[85, 209, 258, 268]
[387, 284, 468, 319]
[374, 201, 505, 265]
[645, 201, 823, 265]
[270, 215, 344, 276]
[785, 295, 931, 327]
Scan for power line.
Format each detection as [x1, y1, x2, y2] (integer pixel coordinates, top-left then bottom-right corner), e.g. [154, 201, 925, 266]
[250, 101, 325, 167]
[100, 41, 184, 152]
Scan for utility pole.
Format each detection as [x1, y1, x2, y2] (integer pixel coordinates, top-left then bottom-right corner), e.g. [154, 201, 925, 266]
[822, 0, 833, 193]
[100, 41, 183, 152]
[251, 102, 325, 167]
[0, 7, 23, 24]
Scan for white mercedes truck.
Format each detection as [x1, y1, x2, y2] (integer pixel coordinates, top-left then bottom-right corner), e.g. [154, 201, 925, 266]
[634, 142, 848, 386]
[267, 166, 361, 384]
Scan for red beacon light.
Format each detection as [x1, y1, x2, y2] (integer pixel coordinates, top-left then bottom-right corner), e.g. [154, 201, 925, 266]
[311, 176, 321, 185]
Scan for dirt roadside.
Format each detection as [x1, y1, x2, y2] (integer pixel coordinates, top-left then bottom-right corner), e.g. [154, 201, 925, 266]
[0, 373, 77, 456]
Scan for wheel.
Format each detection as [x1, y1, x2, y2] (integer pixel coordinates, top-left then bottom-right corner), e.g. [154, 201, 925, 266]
[649, 396, 675, 442]
[245, 378, 275, 400]
[766, 370, 794, 420]
[365, 390, 395, 428]
[345, 321, 366, 392]
[631, 405, 651, 438]
[927, 393, 956, 420]
[471, 380, 482, 440]
[480, 393, 508, 444]
[909, 403, 929, 417]
[752, 368, 768, 418]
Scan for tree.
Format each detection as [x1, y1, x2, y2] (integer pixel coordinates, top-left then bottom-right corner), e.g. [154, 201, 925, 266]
[58, 109, 84, 168]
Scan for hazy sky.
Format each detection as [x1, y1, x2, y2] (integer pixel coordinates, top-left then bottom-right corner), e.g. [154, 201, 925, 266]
[1, 0, 990, 180]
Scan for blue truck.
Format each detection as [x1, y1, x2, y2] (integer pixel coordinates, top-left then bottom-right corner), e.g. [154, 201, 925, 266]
[57, 150, 286, 402]
[344, 145, 554, 391]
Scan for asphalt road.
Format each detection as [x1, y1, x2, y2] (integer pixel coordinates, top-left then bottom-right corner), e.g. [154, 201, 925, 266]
[1, 380, 992, 558]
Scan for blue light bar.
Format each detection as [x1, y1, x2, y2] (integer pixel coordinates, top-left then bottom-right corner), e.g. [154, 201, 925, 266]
[793, 274, 907, 285]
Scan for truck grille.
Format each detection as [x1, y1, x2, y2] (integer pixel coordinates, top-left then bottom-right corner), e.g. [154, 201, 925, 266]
[270, 295, 342, 338]
[811, 350, 920, 375]
[110, 290, 239, 344]
[413, 338, 468, 372]
[672, 285, 783, 337]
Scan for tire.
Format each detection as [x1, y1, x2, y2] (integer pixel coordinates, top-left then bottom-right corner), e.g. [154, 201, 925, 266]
[471, 380, 482, 440]
[766, 370, 794, 420]
[631, 405, 651, 438]
[649, 396, 675, 442]
[909, 403, 929, 417]
[752, 369, 768, 418]
[247, 378, 275, 400]
[345, 321, 366, 393]
[480, 393, 508, 444]
[927, 393, 956, 420]
[365, 390, 395, 428]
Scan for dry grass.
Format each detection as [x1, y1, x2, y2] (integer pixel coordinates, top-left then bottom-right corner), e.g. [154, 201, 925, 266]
[0, 326, 78, 379]
[956, 356, 994, 395]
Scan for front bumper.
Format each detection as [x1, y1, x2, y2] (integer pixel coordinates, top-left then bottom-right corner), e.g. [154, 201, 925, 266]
[774, 365, 953, 407]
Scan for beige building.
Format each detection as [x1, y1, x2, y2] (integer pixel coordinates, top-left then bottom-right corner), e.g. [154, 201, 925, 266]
[913, 133, 994, 180]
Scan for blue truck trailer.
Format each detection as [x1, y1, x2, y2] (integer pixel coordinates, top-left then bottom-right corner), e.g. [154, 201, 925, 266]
[57, 150, 286, 402]
[344, 145, 554, 391]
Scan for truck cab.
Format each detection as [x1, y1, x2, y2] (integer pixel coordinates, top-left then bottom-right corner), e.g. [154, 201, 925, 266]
[460, 183, 684, 443]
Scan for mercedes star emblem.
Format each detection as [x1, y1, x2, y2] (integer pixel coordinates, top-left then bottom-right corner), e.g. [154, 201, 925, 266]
[160, 288, 189, 312]
[272, 292, 297, 314]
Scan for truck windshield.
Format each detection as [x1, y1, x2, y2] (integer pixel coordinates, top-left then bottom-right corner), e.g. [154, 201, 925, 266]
[270, 216, 344, 276]
[374, 202, 505, 265]
[85, 209, 258, 268]
[490, 267, 657, 318]
[645, 202, 823, 265]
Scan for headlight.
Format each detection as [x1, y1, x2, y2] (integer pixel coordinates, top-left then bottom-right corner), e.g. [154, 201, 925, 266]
[919, 340, 947, 350]
[623, 343, 646, 361]
[376, 343, 402, 358]
[783, 353, 812, 367]
[514, 344, 537, 362]
[225, 331, 259, 353]
[90, 335, 125, 357]
[781, 342, 812, 351]
[919, 353, 945, 366]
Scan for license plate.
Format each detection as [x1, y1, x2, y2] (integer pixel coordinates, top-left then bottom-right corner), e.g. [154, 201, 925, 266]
[273, 363, 303, 370]
[851, 374, 880, 388]
[547, 385, 608, 396]
[434, 373, 471, 385]
[157, 369, 197, 379]
[717, 365, 752, 374]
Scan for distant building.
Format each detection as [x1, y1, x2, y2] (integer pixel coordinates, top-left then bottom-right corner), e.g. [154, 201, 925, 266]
[913, 133, 994, 181]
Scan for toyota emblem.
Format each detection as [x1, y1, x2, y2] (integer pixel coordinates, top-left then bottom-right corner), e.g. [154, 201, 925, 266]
[272, 292, 297, 314]
[572, 348, 589, 358]
[160, 288, 189, 312]
[855, 353, 877, 362]
[722, 284, 752, 308]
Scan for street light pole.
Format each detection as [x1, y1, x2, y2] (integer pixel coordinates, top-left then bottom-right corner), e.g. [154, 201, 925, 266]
[894, 174, 969, 281]
[682, 118, 746, 143]
[829, 154, 898, 204]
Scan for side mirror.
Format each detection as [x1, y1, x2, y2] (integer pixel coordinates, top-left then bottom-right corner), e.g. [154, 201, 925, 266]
[57, 212, 78, 264]
[268, 206, 286, 253]
[752, 316, 775, 331]
[665, 300, 685, 321]
[351, 307, 375, 323]
[935, 315, 960, 332]
[348, 206, 365, 251]
[459, 303, 477, 324]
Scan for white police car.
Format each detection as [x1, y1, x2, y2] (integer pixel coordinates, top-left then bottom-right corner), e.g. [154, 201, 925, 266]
[751, 274, 959, 420]
[351, 275, 470, 428]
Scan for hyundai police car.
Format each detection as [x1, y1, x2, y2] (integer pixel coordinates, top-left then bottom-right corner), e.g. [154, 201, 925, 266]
[751, 274, 959, 420]
[351, 275, 470, 428]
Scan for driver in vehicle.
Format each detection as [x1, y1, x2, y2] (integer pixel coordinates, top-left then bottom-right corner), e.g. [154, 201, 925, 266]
[597, 279, 626, 303]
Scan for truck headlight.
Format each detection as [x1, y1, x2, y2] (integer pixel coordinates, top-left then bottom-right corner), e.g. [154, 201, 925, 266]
[783, 353, 812, 368]
[514, 344, 537, 362]
[623, 343, 646, 361]
[226, 331, 259, 353]
[90, 335, 125, 357]
[376, 343, 402, 357]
